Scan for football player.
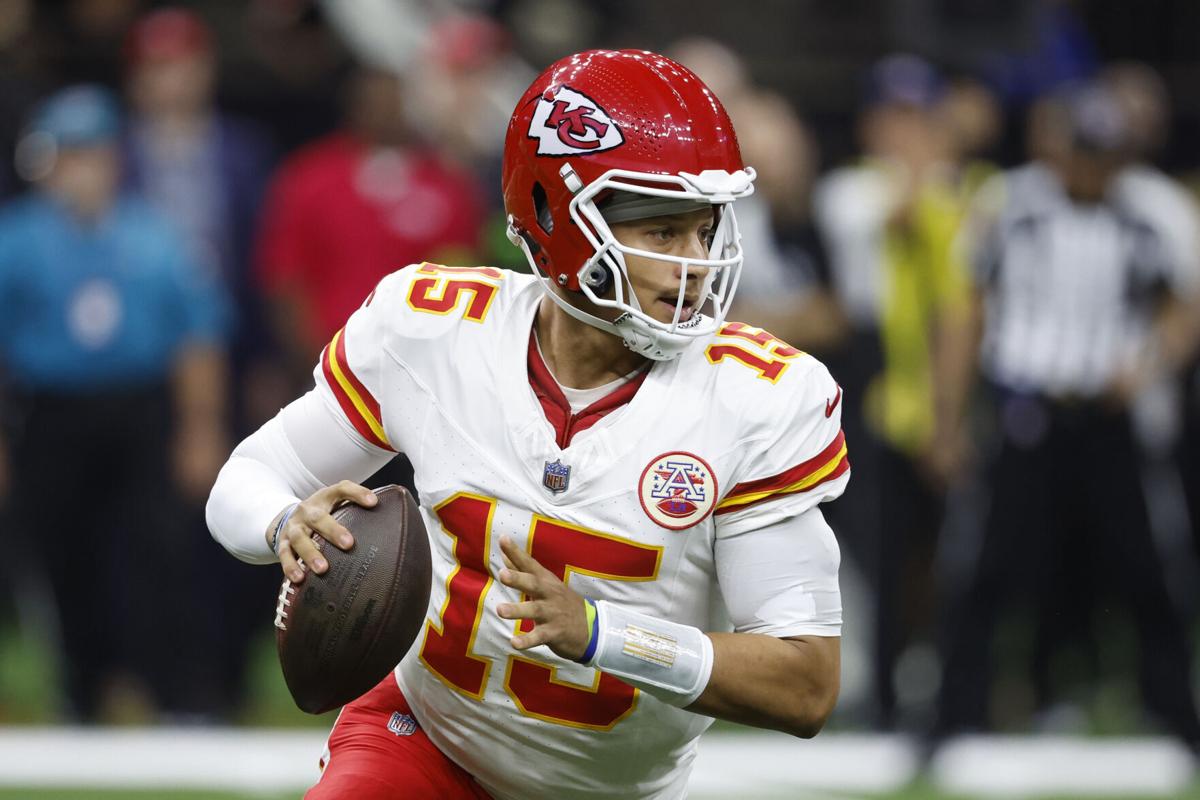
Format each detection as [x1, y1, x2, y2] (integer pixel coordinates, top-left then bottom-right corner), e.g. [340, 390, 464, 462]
[208, 50, 849, 799]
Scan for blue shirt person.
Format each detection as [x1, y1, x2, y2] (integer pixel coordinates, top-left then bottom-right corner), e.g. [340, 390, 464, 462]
[0, 84, 230, 488]
[0, 85, 231, 721]
[0, 192, 228, 392]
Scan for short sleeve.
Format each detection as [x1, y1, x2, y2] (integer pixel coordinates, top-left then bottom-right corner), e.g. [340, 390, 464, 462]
[715, 507, 842, 638]
[714, 359, 850, 537]
[311, 268, 411, 454]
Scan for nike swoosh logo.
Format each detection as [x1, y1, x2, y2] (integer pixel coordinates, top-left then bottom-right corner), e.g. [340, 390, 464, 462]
[825, 386, 842, 418]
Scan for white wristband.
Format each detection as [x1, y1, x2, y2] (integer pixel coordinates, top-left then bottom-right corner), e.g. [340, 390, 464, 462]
[585, 600, 714, 708]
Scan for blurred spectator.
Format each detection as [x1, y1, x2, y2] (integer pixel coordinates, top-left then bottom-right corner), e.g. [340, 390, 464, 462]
[1102, 63, 1200, 565]
[1020, 66, 1200, 727]
[410, 13, 529, 184]
[814, 54, 975, 729]
[934, 83, 1200, 750]
[123, 7, 274, 418]
[121, 6, 276, 718]
[935, 76, 1003, 201]
[668, 36, 748, 108]
[254, 64, 485, 502]
[1102, 64, 1199, 331]
[409, 11, 534, 271]
[504, 0, 599, 70]
[0, 86, 230, 721]
[670, 37, 845, 353]
[255, 65, 485, 374]
[1104, 62, 1170, 162]
[725, 90, 847, 352]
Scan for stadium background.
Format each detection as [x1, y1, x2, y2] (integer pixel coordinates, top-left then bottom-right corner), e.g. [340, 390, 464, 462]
[1, 0, 1200, 797]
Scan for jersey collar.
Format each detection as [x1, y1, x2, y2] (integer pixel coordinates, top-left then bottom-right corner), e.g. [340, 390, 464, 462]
[526, 331, 649, 449]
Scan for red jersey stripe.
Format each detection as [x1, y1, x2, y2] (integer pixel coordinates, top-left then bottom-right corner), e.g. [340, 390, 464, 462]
[334, 328, 384, 422]
[713, 430, 849, 516]
[713, 453, 849, 516]
[321, 333, 394, 451]
[725, 430, 846, 499]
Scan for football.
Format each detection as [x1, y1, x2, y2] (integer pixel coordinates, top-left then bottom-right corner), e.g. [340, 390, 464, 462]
[274, 484, 432, 714]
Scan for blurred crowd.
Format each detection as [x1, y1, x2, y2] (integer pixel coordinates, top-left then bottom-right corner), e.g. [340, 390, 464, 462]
[1, 0, 1199, 754]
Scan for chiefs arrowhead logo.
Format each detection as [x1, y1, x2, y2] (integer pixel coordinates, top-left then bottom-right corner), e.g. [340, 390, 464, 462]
[528, 86, 624, 156]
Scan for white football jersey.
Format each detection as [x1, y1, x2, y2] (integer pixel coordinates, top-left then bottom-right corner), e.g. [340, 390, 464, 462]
[312, 264, 849, 800]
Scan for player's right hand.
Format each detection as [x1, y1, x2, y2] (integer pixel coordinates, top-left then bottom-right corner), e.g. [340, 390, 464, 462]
[268, 480, 378, 583]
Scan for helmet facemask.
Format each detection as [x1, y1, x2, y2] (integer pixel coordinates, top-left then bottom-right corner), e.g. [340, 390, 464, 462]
[516, 165, 755, 361]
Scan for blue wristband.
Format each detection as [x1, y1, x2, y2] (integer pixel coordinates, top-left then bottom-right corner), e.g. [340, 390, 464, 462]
[578, 598, 600, 664]
[271, 502, 301, 557]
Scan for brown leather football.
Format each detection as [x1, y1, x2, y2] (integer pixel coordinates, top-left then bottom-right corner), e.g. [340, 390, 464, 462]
[274, 484, 431, 714]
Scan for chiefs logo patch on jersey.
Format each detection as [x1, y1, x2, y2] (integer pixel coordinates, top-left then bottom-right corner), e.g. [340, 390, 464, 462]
[639, 452, 718, 530]
[528, 86, 624, 156]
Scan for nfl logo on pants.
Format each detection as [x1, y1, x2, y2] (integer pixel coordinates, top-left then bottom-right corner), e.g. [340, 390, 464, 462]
[387, 711, 417, 736]
[543, 459, 571, 494]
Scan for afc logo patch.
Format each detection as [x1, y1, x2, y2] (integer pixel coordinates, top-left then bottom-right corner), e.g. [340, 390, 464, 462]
[638, 451, 718, 530]
[387, 711, 417, 736]
[528, 86, 624, 156]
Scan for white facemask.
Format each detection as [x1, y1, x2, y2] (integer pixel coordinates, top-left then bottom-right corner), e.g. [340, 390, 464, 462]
[513, 166, 756, 361]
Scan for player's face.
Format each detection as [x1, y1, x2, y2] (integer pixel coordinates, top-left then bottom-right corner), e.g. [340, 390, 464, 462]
[609, 208, 715, 325]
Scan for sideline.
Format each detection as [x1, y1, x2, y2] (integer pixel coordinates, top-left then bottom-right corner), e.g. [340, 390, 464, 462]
[0, 728, 1192, 797]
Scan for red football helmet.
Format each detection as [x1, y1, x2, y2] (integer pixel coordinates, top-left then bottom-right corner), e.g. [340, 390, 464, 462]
[502, 49, 755, 360]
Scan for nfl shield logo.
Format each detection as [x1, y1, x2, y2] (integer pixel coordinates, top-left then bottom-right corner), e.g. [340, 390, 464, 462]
[387, 711, 417, 736]
[543, 459, 571, 494]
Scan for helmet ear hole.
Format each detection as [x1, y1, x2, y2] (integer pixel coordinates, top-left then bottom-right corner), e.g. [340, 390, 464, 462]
[582, 263, 611, 296]
[532, 182, 553, 236]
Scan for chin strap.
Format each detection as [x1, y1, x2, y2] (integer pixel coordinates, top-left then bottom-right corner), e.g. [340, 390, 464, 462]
[538, 274, 622, 339]
[613, 312, 709, 361]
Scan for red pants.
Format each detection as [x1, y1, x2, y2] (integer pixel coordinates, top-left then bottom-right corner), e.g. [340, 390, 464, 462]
[306, 675, 492, 799]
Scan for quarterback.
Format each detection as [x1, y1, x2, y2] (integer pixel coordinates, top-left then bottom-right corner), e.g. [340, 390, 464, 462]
[208, 50, 848, 799]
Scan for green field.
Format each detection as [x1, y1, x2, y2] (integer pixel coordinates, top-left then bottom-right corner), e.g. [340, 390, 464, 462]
[0, 624, 330, 727]
[4, 624, 1198, 800]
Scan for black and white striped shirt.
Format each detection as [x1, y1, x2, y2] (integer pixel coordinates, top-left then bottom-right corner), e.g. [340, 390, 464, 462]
[970, 163, 1195, 398]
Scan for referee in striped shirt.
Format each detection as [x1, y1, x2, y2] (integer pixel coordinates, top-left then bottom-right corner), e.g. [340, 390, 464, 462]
[934, 83, 1200, 749]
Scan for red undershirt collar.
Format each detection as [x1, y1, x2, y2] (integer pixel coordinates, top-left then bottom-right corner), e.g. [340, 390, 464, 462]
[526, 330, 648, 449]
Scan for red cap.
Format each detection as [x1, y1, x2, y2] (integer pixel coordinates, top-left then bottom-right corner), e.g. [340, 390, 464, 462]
[125, 8, 212, 67]
[429, 13, 509, 72]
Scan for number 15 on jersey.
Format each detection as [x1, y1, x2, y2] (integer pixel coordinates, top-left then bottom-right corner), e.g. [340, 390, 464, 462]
[418, 493, 662, 730]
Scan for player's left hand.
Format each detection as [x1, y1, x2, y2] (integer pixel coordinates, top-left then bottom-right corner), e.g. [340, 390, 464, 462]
[495, 535, 590, 662]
